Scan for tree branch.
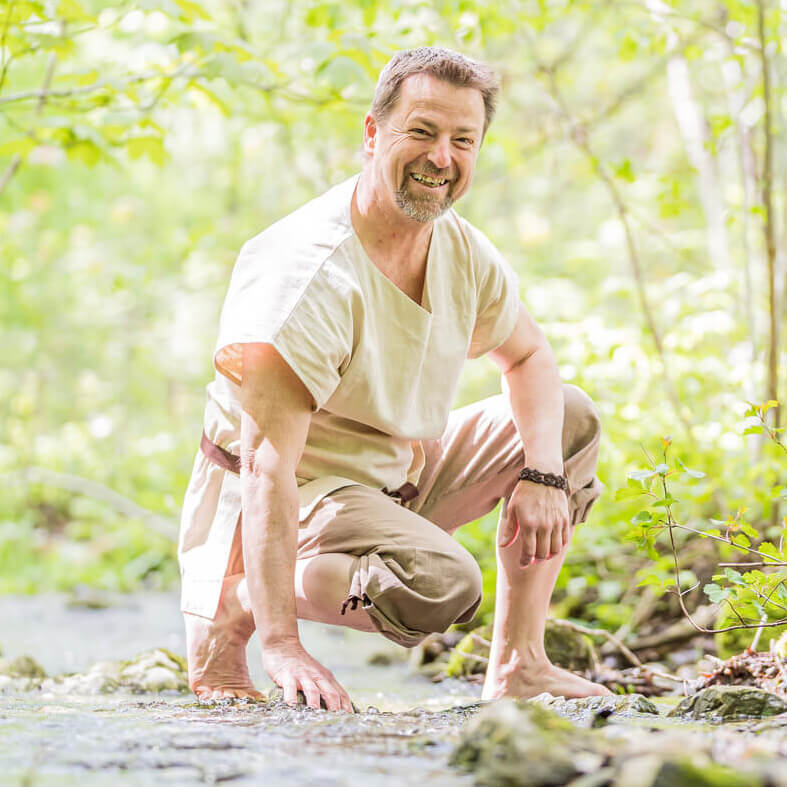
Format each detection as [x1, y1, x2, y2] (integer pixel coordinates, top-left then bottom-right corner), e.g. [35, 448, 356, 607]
[3, 466, 178, 540]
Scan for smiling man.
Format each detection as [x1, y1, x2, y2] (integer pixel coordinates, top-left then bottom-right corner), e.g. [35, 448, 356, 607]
[178, 47, 609, 711]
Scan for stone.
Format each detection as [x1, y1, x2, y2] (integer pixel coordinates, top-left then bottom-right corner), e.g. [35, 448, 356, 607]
[668, 685, 787, 722]
[0, 654, 47, 679]
[450, 699, 604, 786]
[531, 692, 659, 724]
[613, 755, 763, 787]
[445, 622, 597, 680]
[119, 648, 189, 693]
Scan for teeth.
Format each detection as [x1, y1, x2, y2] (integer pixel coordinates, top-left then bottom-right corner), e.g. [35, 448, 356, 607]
[411, 173, 447, 186]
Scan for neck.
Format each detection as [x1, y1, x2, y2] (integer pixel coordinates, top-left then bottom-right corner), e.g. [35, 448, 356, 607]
[352, 169, 433, 267]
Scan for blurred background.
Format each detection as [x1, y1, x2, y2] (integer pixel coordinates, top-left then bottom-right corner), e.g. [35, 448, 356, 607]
[1, 0, 784, 655]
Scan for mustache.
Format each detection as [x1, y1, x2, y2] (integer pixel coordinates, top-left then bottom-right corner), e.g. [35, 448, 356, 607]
[407, 164, 451, 178]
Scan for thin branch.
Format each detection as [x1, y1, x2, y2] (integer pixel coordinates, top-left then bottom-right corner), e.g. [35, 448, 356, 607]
[0, 50, 56, 197]
[3, 467, 178, 539]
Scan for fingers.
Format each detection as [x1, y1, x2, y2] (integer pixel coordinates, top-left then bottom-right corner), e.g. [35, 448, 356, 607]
[550, 521, 564, 558]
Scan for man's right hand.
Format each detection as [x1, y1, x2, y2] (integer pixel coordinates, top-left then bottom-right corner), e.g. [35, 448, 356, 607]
[263, 639, 354, 712]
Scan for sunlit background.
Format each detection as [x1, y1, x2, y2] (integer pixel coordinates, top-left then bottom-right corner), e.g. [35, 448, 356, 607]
[1, 0, 784, 654]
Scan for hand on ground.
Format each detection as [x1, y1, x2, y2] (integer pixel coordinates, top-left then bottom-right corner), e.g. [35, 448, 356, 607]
[263, 640, 354, 712]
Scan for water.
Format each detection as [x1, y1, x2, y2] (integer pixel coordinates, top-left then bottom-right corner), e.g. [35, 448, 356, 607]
[0, 594, 480, 785]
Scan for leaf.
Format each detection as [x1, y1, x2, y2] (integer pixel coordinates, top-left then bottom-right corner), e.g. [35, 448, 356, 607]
[652, 497, 679, 508]
[743, 426, 764, 436]
[174, 0, 212, 21]
[628, 469, 656, 481]
[731, 534, 751, 549]
[758, 542, 783, 562]
[677, 458, 705, 478]
[631, 511, 653, 524]
[615, 483, 646, 501]
[124, 135, 167, 166]
[614, 158, 635, 182]
[723, 568, 747, 586]
[655, 463, 669, 475]
[704, 583, 731, 604]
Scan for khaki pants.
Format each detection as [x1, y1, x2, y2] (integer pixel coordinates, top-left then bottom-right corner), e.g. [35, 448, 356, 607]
[228, 385, 602, 648]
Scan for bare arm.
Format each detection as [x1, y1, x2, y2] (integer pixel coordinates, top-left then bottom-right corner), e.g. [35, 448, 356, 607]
[488, 303, 569, 565]
[239, 343, 352, 711]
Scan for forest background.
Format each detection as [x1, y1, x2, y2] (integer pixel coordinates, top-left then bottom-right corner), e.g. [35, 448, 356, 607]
[1, 0, 785, 658]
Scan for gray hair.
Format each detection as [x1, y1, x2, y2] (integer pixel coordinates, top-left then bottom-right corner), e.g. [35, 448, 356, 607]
[371, 47, 500, 135]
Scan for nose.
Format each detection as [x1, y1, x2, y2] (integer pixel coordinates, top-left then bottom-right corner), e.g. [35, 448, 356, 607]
[427, 135, 452, 171]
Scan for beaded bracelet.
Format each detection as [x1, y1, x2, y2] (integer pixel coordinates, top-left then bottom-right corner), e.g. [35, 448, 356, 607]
[518, 466, 569, 493]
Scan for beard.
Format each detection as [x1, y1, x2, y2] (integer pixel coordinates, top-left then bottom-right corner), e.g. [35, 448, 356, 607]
[395, 171, 454, 223]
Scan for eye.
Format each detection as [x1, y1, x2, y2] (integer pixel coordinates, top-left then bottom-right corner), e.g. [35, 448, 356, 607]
[456, 137, 474, 146]
[411, 128, 430, 136]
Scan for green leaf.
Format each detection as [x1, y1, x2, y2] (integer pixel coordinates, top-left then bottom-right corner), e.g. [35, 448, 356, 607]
[677, 458, 705, 478]
[125, 135, 167, 166]
[731, 533, 751, 548]
[652, 498, 678, 508]
[724, 568, 747, 586]
[174, 0, 212, 21]
[628, 469, 656, 481]
[704, 583, 731, 604]
[758, 542, 782, 562]
[614, 158, 635, 182]
[631, 511, 653, 524]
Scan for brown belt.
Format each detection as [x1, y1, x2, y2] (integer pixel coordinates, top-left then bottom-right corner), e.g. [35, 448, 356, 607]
[200, 432, 419, 503]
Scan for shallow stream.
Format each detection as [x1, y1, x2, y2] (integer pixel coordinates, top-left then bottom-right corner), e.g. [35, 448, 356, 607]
[0, 593, 480, 785]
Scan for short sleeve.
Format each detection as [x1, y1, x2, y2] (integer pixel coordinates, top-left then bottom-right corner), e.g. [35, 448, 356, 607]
[467, 228, 520, 359]
[213, 241, 353, 411]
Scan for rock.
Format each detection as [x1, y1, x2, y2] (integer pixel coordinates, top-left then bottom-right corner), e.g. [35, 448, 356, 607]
[668, 685, 787, 722]
[445, 625, 492, 678]
[367, 652, 394, 666]
[445, 622, 597, 680]
[0, 654, 47, 679]
[531, 692, 659, 724]
[450, 699, 604, 786]
[613, 754, 763, 787]
[119, 648, 189, 693]
[544, 623, 596, 672]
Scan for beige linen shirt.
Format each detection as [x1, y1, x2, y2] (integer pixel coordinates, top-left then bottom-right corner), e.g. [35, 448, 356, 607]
[179, 174, 520, 618]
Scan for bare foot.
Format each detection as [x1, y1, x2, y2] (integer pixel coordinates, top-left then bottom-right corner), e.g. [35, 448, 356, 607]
[184, 573, 263, 701]
[482, 654, 612, 701]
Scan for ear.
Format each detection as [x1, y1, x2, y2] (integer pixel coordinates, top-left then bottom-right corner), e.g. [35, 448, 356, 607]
[363, 113, 377, 156]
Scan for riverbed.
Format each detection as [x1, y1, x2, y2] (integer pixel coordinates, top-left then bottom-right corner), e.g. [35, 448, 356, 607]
[0, 593, 480, 785]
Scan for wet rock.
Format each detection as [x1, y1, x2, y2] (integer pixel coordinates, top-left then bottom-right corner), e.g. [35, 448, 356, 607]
[0, 654, 47, 678]
[119, 649, 189, 692]
[544, 623, 596, 672]
[450, 699, 604, 786]
[612, 754, 763, 787]
[445, 622, 597, 680]
[668, 685, 787, 722]
[445, 625, 491, 678]
[531, 692, 659, 724]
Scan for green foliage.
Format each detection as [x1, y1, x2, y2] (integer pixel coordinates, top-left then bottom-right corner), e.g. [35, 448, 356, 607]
[1, 0, 785, 615]
[620, 403, 787, 652]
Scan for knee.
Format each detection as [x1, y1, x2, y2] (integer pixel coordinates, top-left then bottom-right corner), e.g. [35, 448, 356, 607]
[399, 546, 483, 638]
[562, 384, 602, 459]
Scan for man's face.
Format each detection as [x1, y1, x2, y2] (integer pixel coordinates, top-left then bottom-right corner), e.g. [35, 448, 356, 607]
[364, 73, 486, 223]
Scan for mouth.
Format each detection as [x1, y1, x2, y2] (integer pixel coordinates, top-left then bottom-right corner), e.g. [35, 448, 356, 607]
[409, 172, 450, 188]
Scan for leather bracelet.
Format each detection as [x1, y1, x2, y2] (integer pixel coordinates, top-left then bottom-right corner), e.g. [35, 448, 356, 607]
[518, 466, 569, 493]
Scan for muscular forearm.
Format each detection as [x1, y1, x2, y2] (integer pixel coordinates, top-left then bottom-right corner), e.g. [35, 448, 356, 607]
[502, 343, 564, 475]
[240, 468, 301, 648]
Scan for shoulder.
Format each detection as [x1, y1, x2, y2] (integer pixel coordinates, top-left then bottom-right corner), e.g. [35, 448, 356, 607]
[229, 176, 360, 301]
[242, 175, 355, 261]
[446, 211, 505, 264]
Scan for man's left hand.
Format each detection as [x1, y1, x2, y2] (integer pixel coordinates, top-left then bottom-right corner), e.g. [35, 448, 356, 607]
[498, 480, 570, 567]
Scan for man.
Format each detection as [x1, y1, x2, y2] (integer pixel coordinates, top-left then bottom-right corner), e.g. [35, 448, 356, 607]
[178, 47, 609, 711]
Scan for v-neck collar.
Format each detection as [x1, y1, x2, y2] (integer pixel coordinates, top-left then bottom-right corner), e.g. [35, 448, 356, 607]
[345, 175, 436, 317]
